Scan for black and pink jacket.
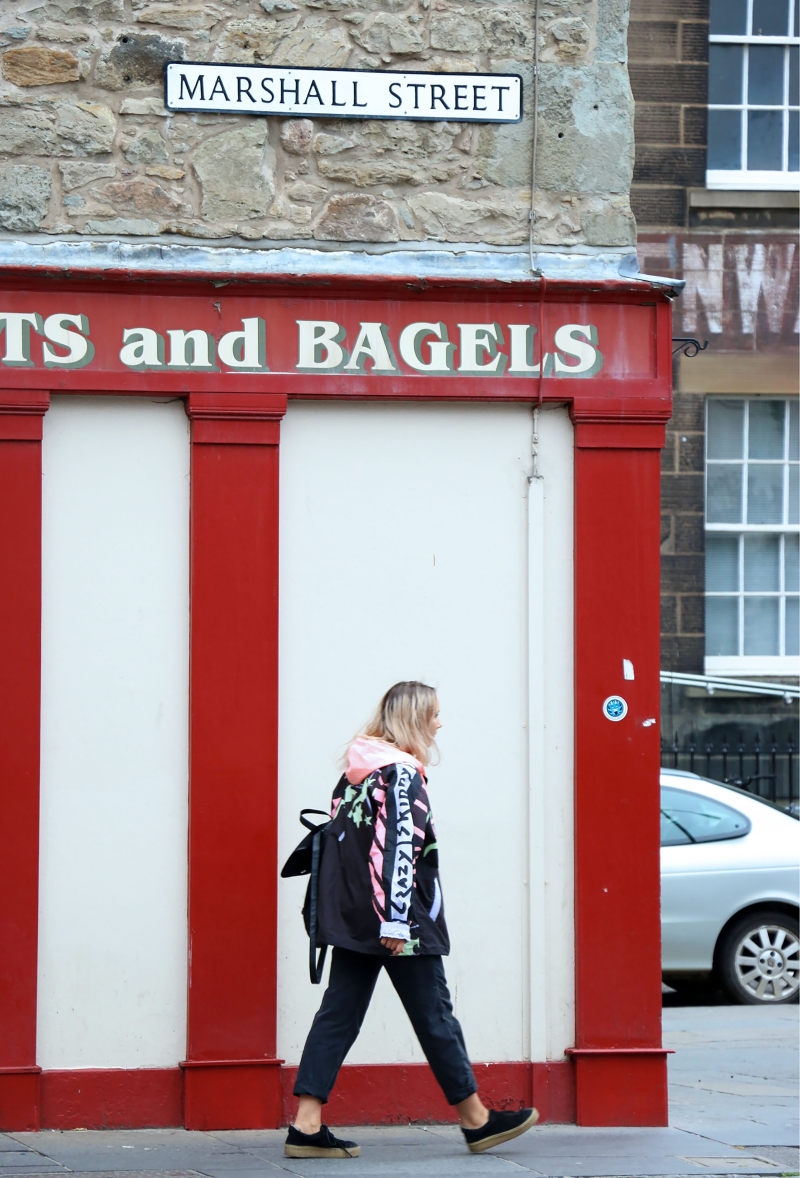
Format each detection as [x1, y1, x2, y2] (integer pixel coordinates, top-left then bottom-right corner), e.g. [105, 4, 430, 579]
[316, 737, 450, 957]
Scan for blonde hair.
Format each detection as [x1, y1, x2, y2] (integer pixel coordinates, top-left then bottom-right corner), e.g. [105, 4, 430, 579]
[363, 681, 439, 766]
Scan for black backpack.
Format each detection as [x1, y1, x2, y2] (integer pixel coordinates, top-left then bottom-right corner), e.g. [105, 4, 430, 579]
[281, 808, 331, 984]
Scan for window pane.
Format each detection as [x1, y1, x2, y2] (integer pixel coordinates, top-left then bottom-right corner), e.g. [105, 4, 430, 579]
[711, 0, 748, 34]
[661, 787, 750, 843]
[789, 464, 799, 523]
[748, 110, 784, 169]
[707, 535, 740, 590]
[748, 45, 785, 104]
[786, 534, 800, 591]
[707, 109, 743, 169]
[708, 464, 744, 522]
[744, 596, 780, 653]
[744, 534, 780, 589]
[752, 0, 791, 35]
[789, 112, 799, 172]
[747, 463, 784, 523]
[710, 44, 745, 104]
[789, 399, 799, 458]
[707, 596, 739, 654]
[749, 399, 785, 458]
[708, 398, 744, 458]
[786, 597, 799, 656]
[790, 48, 798, 106]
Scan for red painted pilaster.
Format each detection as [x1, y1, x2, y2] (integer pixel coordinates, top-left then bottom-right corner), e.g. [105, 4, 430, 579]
[183, 392, 287, 1130]
[569, 410, 671, 1127]
[0, 390, 49, 1130]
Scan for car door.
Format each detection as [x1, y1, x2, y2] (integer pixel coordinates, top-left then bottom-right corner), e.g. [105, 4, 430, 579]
[661, 785, 752, 971]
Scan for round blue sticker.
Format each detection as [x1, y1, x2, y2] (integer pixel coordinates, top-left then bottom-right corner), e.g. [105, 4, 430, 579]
[603, 695, 628, 722]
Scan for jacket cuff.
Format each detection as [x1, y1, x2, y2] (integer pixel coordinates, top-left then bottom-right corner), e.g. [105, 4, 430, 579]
[380, 921, 410, 940]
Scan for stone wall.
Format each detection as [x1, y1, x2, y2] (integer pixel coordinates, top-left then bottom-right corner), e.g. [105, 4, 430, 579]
[0, 0, 636, 249]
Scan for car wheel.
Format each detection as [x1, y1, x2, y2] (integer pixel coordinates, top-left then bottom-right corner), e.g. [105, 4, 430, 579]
[716, 910, 800, 1005]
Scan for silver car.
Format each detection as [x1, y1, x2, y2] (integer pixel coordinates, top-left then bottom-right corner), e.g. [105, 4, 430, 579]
[661, 769, 799, 1005]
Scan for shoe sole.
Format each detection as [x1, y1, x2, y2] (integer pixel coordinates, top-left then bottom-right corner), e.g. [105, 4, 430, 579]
[284, 1144, 361, 1158]
[466, 1107, 539, 1154]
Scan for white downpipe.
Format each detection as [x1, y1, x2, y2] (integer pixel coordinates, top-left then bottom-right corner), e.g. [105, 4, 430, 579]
[526, 405, 576, 1063]
[527, 443, 547, 1061]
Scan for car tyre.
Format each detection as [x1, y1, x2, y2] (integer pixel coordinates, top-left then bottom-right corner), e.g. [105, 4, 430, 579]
[716, 909, 799, 1005]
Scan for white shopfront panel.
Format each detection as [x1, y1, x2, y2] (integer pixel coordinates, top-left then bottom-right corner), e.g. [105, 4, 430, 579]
[38, 397, 190, 1069]
[277, 401, 574, 1068]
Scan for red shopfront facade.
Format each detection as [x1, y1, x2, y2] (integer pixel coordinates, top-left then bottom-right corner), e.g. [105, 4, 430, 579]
[0, 264, 674, 1132]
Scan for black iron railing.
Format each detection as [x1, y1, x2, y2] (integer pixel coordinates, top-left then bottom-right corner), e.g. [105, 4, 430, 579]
[661, 732, 798, 813]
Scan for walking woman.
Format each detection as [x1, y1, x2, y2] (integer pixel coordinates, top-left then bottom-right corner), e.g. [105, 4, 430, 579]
[285, 680, 538, 1159]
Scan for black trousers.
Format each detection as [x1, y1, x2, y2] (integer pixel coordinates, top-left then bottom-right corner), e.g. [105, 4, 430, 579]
[294, 947, 477, 1106]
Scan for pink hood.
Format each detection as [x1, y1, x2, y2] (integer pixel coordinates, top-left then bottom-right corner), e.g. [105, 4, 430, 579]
[345, 735, 425, 785]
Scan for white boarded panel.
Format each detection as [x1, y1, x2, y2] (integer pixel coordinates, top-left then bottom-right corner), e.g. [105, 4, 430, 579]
[38, 397, 190, 1069]
[277, 400, 573, 1067]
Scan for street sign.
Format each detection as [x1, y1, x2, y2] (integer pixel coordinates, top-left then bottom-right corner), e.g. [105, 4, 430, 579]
[165, 62, 522, 123]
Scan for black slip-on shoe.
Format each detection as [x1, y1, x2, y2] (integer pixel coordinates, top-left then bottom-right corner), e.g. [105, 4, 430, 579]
[461, 1107, 539, 1154]
[284, 1123, 361, 1158]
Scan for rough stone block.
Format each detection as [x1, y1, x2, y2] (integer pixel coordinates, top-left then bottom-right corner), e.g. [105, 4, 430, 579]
[430, 10, 485, 53]
[315, 193, 398, 241]
[581, 196, 636, 246]
[349, 14, 424, 59]
[536, 64, 634, 195]
[2, 46, 80, 86]
[596, 0, 630, 62]
[123, 128, 169, 164]
[193, 123, 275, 221]
[0, 105, 57, 155]
[84, 215, 162, 234]
[0, 163, 51, 230]
[59, 161, 116, 189]
[95, 32, 185, 90]
[42, 0, 124, 17]
[56, 100, 116, 155]
[407, 191, 529, 246]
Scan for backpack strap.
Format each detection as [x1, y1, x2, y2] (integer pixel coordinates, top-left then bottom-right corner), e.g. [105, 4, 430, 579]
[307, 826, 328, 984]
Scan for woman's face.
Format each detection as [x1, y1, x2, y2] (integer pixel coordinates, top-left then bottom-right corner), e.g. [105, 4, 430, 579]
[428, 700, 442, 740]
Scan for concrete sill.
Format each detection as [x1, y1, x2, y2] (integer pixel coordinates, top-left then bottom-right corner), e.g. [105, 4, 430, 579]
[688, 188, 800, 210]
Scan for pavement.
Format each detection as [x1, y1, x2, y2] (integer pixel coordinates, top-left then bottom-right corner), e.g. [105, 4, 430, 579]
[1, 1002, 797, 1178]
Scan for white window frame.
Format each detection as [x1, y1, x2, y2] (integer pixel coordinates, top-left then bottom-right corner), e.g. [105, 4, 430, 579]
[707, 0, 800, 190]
[705, 396, 800, 675]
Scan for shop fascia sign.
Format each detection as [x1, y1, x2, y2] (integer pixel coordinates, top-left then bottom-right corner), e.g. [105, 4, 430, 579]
[0, 311, 602, 378]
[165, 62, 522, 123]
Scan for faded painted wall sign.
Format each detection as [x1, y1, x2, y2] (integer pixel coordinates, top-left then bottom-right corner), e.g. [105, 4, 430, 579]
[638, 235, 799, 349]
[165, 63, 522, 123]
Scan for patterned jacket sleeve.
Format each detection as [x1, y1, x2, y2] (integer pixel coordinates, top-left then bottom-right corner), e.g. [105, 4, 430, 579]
[368, 763, 429, 940]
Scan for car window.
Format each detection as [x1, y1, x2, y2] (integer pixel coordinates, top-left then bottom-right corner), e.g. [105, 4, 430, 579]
[660, 786, 751, 846]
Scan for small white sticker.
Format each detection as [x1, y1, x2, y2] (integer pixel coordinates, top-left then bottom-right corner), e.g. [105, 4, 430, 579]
[603, 695, 628, 722]
[623, 659, 635, 680]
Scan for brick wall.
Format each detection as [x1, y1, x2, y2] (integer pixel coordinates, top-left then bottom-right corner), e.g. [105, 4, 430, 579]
[628, 0, 708, 230]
